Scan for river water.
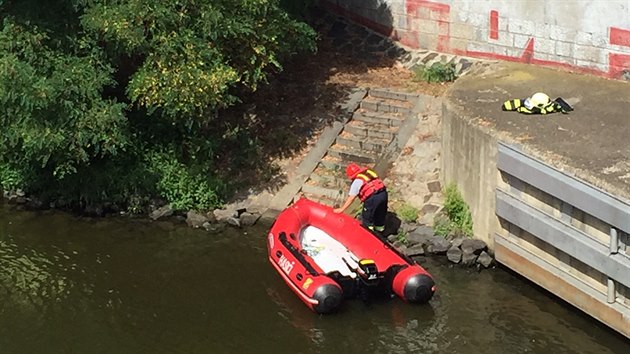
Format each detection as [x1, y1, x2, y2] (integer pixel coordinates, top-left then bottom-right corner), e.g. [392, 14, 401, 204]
[1, 204, 628, 354]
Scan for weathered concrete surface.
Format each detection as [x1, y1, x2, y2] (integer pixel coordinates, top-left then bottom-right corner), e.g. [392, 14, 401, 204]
[443, 61, 630, 247]
[442, 96, 500, 247]
[321, 0, 630, 79]
[452, 61, 630, 199]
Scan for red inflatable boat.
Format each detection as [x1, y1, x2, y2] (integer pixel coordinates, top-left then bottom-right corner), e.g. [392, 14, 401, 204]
[267, 197, 436, 314]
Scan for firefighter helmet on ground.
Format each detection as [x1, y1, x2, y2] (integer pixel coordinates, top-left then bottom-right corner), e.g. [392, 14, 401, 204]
[530, 92, 550, 107]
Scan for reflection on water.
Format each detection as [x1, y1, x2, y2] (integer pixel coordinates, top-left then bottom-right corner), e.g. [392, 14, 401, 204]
[1, 204, 629, 354]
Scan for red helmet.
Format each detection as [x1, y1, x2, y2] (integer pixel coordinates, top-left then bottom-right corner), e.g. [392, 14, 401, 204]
[345, 163, 365, 179]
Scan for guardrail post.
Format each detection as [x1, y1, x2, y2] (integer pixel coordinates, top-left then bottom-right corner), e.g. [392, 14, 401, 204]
[607, 278, 616, 304]
[610, 227, 619, 254]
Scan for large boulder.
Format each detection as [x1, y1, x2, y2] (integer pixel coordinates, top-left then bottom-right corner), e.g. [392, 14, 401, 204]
[399, 221, 418, 234]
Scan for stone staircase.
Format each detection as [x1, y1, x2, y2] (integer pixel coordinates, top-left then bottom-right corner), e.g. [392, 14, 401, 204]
[298, 88, 422, 207]
[259, 87, 422, 221]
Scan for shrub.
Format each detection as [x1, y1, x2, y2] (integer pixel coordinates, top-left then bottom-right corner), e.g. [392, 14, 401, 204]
[0, 163, 25, 193]
[397, 203, 419, 223]
[434, 183, 473, 237]
[413, 62, 457, 83]
[147, 150, 223, 211]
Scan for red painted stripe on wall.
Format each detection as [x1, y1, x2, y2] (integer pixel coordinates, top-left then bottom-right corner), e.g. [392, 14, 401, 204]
[610, 27, 630, 47]
[406, 0, 450, 14]
[490, 10, 499, 40]
[609, 53, 630, 76]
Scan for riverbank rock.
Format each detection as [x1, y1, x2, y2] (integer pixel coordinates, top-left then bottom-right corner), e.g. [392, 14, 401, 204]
[477, 251, 494, 268]
[213, 208, 239, 222]
[186, 211, 209, 229]
[6, 190, 27, 205]
[446, 246, 462, 263]
[207, 204, 264, 229]
[404, 244, 425, 257]
[239, 212, 259, 227]
[406, 226, 434, 246]
[426, 236, 450, 255]
[150, 205, 173, 221]
[461, 250, 478, 266]
[393, 220, 495, 270]
[461, 239, 488, 255]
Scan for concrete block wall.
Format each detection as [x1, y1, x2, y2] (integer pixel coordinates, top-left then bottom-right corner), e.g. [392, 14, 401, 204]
[320, 0, 630, 79]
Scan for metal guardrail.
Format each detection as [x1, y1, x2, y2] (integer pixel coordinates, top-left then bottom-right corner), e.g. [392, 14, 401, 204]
[496, 143, 630, 305]
[497, 144, 630, 235]
[496, 189, 630, 288]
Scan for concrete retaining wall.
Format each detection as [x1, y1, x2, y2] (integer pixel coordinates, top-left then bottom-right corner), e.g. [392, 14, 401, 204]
[441, 90, 630, 339]
[441, 100, 499, 247]
[320, 0, 630, 79]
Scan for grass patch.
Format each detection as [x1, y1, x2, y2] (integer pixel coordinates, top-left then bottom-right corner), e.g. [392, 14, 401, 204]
[396, 203, 419, 223]
[413, 62, 457, 83]
[434, 183, 473, 237]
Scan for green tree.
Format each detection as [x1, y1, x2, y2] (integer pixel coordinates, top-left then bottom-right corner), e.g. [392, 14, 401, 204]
[0, 20, 129, 190]
[0, 0, 316, 211]
[79, 0, 316, 118]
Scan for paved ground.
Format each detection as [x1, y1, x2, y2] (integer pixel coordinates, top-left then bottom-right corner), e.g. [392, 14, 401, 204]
[448, 61, 630, 201]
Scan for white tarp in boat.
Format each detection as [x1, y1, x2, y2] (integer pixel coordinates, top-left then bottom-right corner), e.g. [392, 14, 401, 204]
[300, 225, 358, 278]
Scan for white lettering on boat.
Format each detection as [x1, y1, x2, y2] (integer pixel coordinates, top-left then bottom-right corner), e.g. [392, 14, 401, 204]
[278, 255, 295, 276]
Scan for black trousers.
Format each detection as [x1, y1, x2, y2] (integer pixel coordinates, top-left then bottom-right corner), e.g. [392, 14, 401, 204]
[361, 190, 388, 228]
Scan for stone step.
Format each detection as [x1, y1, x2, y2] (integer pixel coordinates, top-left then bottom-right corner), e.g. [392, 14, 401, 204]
[301, 192, 340, 207]
[319, 156, 347, 171]
[312, 163, 343, 177]
[335, 135, 389, 153]
[352, 112, 405, 127]
[369, 88, 420, 102]
[301, 184, 345, 201]
[327, 145, 377, 164]
[344, 121, 397, 140]
[307, 171, 347, 189]
[360, 99, 412, 114]
[355, 108, 406, 119]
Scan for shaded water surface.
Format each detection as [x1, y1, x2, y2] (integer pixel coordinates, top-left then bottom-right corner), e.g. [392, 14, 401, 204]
[1, 204, 628, 354]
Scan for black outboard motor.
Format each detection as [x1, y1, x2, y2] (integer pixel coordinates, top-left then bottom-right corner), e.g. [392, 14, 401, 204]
[357, 259, 382, 304]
